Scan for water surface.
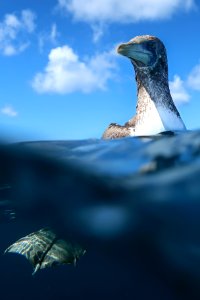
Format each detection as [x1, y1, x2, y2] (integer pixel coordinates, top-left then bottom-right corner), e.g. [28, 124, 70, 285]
[1, 131, 200, 299]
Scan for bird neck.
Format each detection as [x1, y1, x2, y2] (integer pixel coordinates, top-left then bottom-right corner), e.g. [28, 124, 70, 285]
[133, 68, 186, 134]
[136, 73, 172, 111]
[136, 66, 174, 110]
[133, 81, 166, 135]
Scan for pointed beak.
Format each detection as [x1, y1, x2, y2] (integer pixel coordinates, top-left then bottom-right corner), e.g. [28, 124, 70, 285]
[117, 42, 133, 56]
[117, 42, 135, 57]
[117, 41, 152, 65]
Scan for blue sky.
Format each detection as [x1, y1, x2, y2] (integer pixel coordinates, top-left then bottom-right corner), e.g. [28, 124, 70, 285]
[0, 0, 200, 141]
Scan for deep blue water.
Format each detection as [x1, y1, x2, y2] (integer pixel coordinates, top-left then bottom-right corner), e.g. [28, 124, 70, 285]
[1, 131, 200, 299]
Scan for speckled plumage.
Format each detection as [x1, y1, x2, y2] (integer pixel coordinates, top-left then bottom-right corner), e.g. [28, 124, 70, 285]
[102, 35, 186, 139]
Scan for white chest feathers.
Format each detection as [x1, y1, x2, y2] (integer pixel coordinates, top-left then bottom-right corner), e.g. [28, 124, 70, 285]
[129, 98, 186, 136]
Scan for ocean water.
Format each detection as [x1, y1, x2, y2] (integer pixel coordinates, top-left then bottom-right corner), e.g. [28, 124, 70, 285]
[1, 130, 200, 299]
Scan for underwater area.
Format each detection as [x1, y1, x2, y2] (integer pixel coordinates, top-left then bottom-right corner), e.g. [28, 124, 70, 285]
[1, 130, 200, 299]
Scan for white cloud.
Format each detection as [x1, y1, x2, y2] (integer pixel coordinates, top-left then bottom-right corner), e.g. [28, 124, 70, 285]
[3, 42, 30, 56]
[3, 45, 17, 56]
[32, 45, 116, 94]
[91, 24, 105, 43]
[38, 23, 59, 52]
[187, 64, 200, 91]
[169, 75, 190, 105]
[169, 63, 200, 106]
[4, 14, 21, 29]
[58, 0, 195, 23]
[50, 24, 58, 43]
[21, 10, 36, 32]
[0, 9, 36, 56]
[1, 105, 18, 117]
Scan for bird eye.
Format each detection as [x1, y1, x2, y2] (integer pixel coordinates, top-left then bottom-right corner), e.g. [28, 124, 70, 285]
[146, 41, 155, 48]
[145, 41, 156, 53]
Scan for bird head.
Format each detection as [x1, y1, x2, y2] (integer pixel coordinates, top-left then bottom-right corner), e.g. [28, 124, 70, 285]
[117, 35, 167, 71]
